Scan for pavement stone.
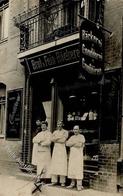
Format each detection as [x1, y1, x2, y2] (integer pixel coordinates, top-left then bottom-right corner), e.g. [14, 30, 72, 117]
[0, 174, 122, 196]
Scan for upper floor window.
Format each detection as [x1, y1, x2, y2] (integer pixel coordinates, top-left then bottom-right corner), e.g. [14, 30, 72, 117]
[64, 0, 80, 28]
[0, 2, 9, 40]
[88, 0, 104, 25]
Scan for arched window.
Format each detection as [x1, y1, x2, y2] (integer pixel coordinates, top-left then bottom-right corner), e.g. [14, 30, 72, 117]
[0, 83, 6, 136]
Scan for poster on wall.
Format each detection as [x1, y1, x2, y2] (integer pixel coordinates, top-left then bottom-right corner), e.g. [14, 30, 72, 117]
[6, 88, 23, 139]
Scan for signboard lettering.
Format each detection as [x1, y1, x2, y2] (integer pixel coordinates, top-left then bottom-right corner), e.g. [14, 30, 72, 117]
[26, 43, 80, 74]
[80, 19, 104, 79]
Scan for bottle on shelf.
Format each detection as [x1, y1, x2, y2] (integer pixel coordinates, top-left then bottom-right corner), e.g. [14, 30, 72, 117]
[81, 112, 88, 121]
[72, 112, 75, 121]
[93, 110, 97, 120]
[75, 112, 81, 121]
[67, 112, 72, 121]
[89, 110, 94, 120]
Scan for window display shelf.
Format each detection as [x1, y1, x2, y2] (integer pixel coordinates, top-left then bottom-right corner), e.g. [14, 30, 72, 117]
[85, 142, 98, 146]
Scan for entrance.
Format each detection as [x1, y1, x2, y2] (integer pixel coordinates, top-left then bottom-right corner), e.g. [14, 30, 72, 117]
[31, 73, 52, 135]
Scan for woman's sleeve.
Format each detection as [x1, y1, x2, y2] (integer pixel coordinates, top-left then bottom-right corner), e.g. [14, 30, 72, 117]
[33, 134, 40, 143]
[52, 131, 57, 142]
[66, 136, 74, 147]
[82, 135, 85, 144]
[41, 132, 52, 147]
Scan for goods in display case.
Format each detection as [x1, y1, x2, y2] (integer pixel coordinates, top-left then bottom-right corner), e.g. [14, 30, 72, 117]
[63, 90, 99, 166]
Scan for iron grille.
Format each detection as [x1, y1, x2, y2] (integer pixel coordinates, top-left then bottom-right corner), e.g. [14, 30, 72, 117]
[14, 0, 80, 51]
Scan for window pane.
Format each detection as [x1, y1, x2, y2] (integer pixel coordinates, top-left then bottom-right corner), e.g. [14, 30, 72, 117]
[100, 70, 121, 141]
[88, 0, 96, 21]
[3, 7, 9, 38]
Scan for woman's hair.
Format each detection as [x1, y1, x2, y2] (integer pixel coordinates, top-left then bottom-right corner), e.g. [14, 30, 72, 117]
[41, 121, 48, 127]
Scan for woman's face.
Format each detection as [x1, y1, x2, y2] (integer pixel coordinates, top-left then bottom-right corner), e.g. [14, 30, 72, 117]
[41, 124, 47, 131]
[73, 125, 79, 135]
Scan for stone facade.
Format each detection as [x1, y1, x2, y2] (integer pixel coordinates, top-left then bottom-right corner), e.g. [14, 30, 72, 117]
[0, 0, 26, 162]
[104, 0, 123, 69]
[0, 0, 122, 193]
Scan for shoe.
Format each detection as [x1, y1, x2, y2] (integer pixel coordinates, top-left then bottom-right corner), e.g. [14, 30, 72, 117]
[49, 182, 57, 186]
[77, 186, 84, 191]
[61, 183, 65, 187]
[66, 184, 75, 189]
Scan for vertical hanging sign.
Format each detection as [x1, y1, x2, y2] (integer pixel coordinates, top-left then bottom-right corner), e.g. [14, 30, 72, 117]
[6, 89, 23, 139]
[80, 17, 104, 81]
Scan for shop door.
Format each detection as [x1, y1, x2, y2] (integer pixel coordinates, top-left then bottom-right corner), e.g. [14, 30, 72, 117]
[31, 75, 52, 136]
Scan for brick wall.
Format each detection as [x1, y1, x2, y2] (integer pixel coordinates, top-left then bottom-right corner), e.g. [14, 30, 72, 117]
[90, 143, 119, 192]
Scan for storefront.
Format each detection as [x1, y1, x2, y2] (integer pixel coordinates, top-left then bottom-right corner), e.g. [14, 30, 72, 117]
[19, 32, 121, 191]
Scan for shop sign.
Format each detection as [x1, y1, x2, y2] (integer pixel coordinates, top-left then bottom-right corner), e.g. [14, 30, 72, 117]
[26, 42, 80, 74]
[6, 89, 23, 139]
[80, 19, 104, 79]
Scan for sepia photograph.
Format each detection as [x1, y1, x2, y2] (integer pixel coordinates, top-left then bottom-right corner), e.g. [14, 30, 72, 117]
[0, 0, 123, 195]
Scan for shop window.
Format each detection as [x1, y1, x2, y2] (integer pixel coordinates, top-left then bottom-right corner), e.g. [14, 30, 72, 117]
[0, 83, 6, 136]
[58, 80, 100, 164]
[100, 69, 121, 141]
[0, 97, 5, 135]
[0, 3, 9, 40]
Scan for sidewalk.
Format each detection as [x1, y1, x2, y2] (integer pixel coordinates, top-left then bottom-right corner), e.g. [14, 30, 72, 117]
[0, 173, 122, 196]
[42, 185, 123, 196]
[0, 174, 34, 196]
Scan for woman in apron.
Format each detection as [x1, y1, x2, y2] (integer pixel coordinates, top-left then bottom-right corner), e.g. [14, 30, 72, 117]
[33, 121, 52, 179]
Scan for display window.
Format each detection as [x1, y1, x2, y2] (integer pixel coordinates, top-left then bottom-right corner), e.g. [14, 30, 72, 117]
[100, 69, 121, 142]
[57, 78, 100, 165]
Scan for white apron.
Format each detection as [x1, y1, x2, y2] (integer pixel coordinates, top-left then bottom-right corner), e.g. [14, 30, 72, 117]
[32, 143, 38, 166]
[50, 129, 68, 176]
[67, 134, 85, 180]
[37, 148, 51, 178]
[68, 146, 84, 179]
[33, 130, 52, 178]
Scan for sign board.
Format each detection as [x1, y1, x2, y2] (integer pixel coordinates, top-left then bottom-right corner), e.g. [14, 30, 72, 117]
[6, 89, 23, 139]
[26, 42, 80, 74]
[80, 19, 104, 80]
